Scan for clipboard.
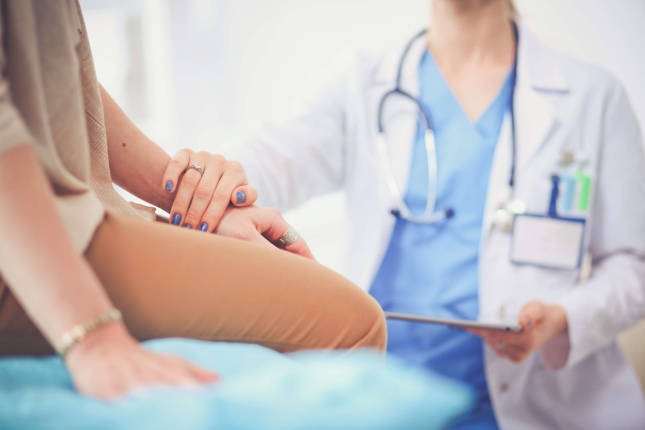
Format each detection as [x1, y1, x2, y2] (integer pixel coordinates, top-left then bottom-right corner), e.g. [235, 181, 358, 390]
[384, 312, 522, 333]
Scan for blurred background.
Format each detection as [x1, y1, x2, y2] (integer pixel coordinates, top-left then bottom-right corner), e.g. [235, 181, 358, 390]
[80, 0, 645, 273]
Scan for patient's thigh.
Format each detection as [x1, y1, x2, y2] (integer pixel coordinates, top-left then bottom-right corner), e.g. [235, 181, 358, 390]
[85, 213, 386, 353]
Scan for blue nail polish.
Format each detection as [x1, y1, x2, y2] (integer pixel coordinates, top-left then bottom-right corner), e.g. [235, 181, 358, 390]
[183, 224, 192, 229]
[198, 222, 209, 232]
[165, 180, 173, 192]
[171, 213, 181, 225]
[236, 190, 246, 204]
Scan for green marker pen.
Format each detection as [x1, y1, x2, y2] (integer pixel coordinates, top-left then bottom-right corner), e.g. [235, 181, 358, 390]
[576, 172, 591, 212]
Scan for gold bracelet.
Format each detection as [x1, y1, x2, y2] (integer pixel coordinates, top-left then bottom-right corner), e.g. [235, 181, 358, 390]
[57, 309, 123, 357]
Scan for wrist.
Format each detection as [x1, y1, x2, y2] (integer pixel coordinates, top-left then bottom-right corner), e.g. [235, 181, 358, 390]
[540, 305, 571, 370]
[57, 309, 123, 357]
[547, 304, 568, 339]
[64, 319, 133, 365]
[153, 188, 174, 214]
[143, 147, 174, 213]
[150, 170, 176, 213]
[133, 176, 173, 213]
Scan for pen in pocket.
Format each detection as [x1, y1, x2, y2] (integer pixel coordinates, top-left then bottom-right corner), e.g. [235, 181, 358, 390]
[575, 172, 591, 212]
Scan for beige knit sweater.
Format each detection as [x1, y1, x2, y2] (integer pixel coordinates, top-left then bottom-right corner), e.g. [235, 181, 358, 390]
[0, 0, 154, 253]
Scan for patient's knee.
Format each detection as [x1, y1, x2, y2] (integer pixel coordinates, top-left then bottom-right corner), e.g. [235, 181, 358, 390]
[344, 293, 387, 352]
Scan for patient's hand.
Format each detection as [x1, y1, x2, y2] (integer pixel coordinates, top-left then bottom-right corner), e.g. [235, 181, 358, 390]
[66, 322, 218, 399]
[162, 149, 259, 231]
[466, 301, 568, 364]
[215, 206, 315, 260]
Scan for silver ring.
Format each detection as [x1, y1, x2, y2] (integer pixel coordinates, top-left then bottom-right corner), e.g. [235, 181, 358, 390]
[277, 225, 300, 247]
[495, 341, 506, 350]
[185, 163, 204, 176]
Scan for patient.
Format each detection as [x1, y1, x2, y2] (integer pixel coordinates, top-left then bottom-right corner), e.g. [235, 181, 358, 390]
[0, 0, 385, 399]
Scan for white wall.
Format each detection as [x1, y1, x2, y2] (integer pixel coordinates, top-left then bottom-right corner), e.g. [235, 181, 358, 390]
[81, 0, 645, 272]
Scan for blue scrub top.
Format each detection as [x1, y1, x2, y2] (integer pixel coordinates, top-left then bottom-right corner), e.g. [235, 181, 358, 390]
[370, 51, 515, 429]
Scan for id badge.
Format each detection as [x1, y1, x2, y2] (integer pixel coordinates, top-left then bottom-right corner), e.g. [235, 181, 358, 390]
[510, 214, 585, 270]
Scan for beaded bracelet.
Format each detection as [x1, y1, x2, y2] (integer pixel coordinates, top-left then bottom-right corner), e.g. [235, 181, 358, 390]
[57, 309, 122, 357]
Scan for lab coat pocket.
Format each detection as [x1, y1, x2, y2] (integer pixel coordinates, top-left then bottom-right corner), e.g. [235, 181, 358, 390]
[513, 264, 581, 308]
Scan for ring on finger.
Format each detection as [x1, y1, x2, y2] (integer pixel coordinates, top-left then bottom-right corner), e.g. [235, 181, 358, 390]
[185, 163, 204, 177]
[277, 225, 301, 247]
[495, 341, 506, 350]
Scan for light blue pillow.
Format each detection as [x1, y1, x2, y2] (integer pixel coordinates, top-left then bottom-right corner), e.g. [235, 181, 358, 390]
[0, 339, 473, 430]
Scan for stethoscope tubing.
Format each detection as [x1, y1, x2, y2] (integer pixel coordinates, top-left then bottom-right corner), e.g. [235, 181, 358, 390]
[377, 23, 520, 225]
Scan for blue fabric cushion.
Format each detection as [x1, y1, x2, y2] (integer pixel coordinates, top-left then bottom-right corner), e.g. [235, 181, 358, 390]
[0, 339, 473, 430]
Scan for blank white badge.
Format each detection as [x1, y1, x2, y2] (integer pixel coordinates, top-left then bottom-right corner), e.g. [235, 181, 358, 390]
[510, 214, 585, 270]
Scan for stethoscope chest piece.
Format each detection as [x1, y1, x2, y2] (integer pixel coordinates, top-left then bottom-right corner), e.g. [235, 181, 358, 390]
[494, 199, 526, 232]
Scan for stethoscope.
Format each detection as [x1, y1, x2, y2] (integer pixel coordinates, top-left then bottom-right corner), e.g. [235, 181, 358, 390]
[375, 25, 525, 230]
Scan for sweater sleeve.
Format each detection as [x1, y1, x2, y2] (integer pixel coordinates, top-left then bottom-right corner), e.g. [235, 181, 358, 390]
[0, 3, 34, 156]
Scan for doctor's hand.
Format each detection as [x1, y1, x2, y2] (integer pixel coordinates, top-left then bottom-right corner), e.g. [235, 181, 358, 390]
[467, 301, 568, 364]
[214, 205, 315, 260]
[162, 149, 259, 231]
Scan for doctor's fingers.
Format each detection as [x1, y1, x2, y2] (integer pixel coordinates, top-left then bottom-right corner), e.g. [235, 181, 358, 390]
[211, 206, 280, 250]
[518, 301, 548, 329]
[495, 345, 531, 363]
[469, 329, 531, 351]
[482, 338, 530, 363]
[255, 208, 315, 260]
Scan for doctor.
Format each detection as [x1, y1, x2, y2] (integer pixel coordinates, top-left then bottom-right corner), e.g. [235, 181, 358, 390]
[170, 0, 645, 427]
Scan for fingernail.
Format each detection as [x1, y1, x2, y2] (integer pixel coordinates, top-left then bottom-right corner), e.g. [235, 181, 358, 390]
[171, 213, 181, 225]
[183, 224, 192, 229]
[525, 316, 532, 326]
[198, 222, 209, 232]
[236, 190, 246, 204]
[165, 180, 173, 192]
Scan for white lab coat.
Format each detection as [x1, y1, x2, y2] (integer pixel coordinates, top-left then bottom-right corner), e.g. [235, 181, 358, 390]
[225, 25, 645, 429]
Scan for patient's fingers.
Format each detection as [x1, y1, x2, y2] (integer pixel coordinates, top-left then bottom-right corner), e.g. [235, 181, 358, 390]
[168, 354, 219, 384]
[196, 167, 247, 232]
[169, 152, 211, 227]
[231, 185, 258, 207]
[162, 149, 191, 193]
[181, 153, 227, 229]
[163, 150, 256, 229]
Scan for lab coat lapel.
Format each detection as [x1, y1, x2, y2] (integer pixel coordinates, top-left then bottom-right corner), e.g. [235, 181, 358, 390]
[514, 26, 568, 170]
[481, 25, 568, 239]
[515, 88, 554, 171]
[482, 115, 512, 237]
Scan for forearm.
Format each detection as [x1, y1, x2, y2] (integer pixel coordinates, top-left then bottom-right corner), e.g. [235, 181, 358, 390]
[223, 120, 343, 212]
[549, 253, 645, 368]
[0, 146, 114, 348]
[100, 85, 173, 212]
